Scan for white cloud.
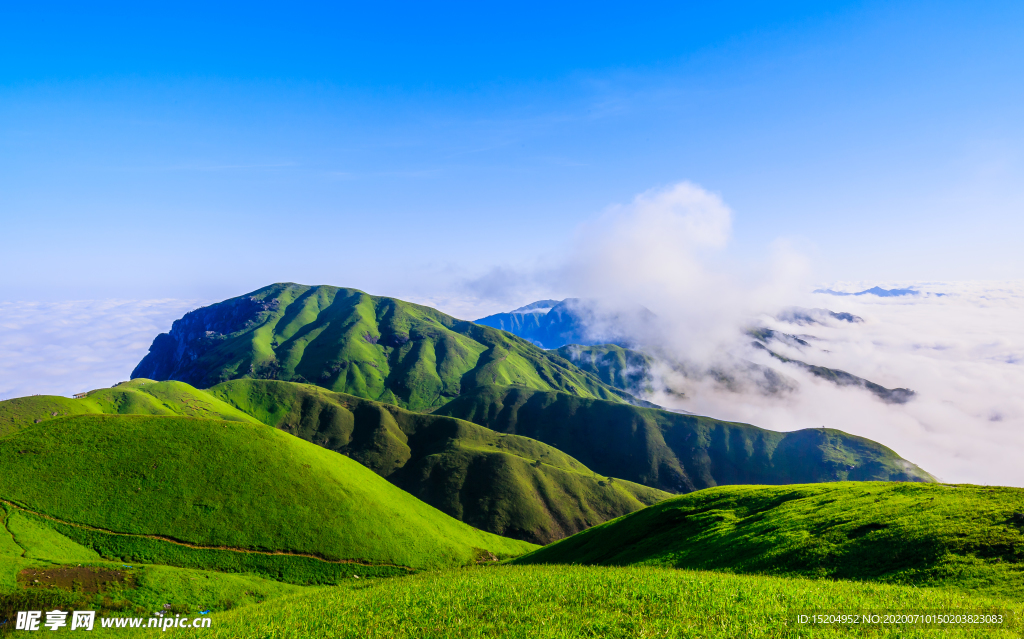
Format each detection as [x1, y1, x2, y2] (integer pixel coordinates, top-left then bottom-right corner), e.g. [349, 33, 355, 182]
[649, 281, 1024, 487]
[0, 299, 207, 400]
[558, 182, 811, 363]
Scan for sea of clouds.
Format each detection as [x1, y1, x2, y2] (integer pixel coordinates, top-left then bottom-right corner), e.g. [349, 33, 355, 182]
[0, 298, 207, 401]
[648, 282, 1024, 487]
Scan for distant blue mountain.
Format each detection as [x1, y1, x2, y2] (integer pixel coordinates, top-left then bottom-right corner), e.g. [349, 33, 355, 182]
[475, 299, 654, 349]
[814, 286, 919, 297]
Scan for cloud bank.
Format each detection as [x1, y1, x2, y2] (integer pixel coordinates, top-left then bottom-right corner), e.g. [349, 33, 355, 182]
[0, 299, 207, 400]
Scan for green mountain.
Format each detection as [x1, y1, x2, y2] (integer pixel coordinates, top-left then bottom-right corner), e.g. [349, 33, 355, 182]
[0, 413, 534, 580]
[435, 386, 934, 493]
[513, 482, 1024, 599]
[0, 380, 669, 545]
[131, 283, 635, 411]
[207, 379, 670, 544]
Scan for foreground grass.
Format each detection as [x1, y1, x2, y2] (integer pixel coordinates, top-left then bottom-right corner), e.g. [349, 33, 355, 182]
[94, 565, 1019, 638]
[514, 483, 1024, 600]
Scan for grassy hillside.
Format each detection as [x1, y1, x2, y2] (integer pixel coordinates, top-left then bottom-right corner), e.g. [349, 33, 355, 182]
[2, 497, 314, 630]
[131, 283, 635, 411]
[435, 386, 934, 492]
[0, 379, 260, 437]
[514, 482, 1024, 599]
[0, 414, 534, 575]
[208, 379, 669, 544]
[94, 565, 1020, 638]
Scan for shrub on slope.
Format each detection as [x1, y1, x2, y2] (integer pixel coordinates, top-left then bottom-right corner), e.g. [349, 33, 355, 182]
[435, 386, 933, 492]
[131, 283, 635, 411]
[514, 482, 1024, 598]
[208, 380, 669, 544]
[0, 414, 534, 570]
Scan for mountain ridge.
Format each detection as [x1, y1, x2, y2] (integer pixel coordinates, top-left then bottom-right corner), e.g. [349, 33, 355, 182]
[131, 284, 638, 411]
[435, 385, 934, 493]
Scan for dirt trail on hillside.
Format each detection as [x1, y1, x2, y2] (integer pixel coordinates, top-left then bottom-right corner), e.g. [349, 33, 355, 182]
[0, 498, 413, 571]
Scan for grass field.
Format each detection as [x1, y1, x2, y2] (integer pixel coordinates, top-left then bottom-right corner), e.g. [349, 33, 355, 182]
[0, 414, 534, 574]
[515, 482, 1024, 600]
[85, 564, 1022, 638]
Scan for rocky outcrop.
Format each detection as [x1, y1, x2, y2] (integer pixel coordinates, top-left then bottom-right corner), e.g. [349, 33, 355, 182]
[131, 296, 278, 385]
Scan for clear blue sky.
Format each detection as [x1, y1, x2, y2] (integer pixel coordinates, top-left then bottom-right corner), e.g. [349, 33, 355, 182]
[2, 1, 1022, 303]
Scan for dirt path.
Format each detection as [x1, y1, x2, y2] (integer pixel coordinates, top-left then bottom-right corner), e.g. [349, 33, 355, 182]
[0, 498, 413, 572]
[1, 504, 28, 558]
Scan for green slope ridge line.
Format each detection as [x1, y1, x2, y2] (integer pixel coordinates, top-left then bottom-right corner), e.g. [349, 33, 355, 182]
[513, 482, 1024, 599]
[131, 283, 638, 411]
[0, 414, 535, 573]
[0, 379, 260, 437]
[207, 379, 671, 544]
[436, 385, 934, 492]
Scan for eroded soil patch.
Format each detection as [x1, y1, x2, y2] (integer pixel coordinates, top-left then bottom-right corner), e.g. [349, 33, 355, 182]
[18, 566, 136, 594]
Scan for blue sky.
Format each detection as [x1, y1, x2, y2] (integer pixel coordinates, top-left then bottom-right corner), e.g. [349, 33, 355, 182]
[2, 0, 1022, 303]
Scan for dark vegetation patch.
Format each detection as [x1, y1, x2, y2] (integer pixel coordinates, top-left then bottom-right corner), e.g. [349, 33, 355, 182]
[18, 566, 135, 593]
[0, 589, 95, 635]
[847, 522, 889, 539]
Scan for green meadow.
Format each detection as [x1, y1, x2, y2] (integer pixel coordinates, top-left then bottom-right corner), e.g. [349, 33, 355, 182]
[0, 414, 534, 573]
[87, 565, 1021, 638]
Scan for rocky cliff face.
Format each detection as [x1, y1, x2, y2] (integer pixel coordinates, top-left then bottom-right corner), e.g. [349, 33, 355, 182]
[131, 295, 279, 384]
